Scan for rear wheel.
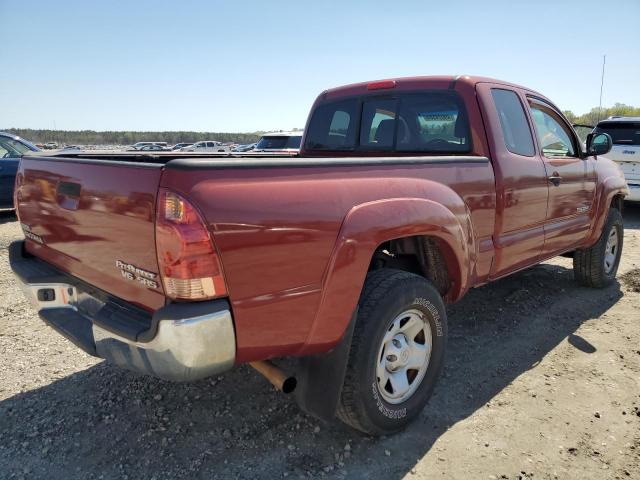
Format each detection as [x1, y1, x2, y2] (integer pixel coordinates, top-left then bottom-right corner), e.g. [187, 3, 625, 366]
[337, 269, 447, 435]
[574, 208, 623, 288]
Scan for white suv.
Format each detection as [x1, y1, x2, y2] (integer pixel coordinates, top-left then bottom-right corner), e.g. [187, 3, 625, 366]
[594, 116, 640, 202]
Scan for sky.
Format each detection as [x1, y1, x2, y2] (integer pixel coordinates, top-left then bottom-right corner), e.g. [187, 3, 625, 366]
[1, 0, 639, 133]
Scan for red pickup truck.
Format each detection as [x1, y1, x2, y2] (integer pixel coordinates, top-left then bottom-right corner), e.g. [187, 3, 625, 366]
[10, 76, 628, 435]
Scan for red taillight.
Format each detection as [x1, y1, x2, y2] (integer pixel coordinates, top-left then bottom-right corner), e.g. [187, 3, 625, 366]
[367, 80, 396, 90]
[155, 189, 227, 301]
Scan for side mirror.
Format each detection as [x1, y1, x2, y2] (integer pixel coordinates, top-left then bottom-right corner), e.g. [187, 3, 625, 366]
[586, 132, 612, 156]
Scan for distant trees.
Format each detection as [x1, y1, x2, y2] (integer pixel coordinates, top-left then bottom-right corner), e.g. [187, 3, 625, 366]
[1, 129, 263, 146]
[563, 103, 640, 126]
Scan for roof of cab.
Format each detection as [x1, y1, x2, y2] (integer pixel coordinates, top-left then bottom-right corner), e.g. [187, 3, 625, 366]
[321, 75, 544, 99]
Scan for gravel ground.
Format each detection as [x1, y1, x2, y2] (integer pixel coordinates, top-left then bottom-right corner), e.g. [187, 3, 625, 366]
[1, 206, 639, 480]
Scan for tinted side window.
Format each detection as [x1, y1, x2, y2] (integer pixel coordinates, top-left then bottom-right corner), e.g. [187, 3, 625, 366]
[491, 89, 535, 156]
[304, 99, 358, 151]
[529, 102, 576, 157]
[360, 99, 397, 149]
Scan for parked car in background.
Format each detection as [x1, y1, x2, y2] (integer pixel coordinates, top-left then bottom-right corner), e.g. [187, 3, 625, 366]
[181, 141, 231, 152]
[593, 116, 640, 202]
[139, 144, 171, 151]
[253, 131, 302, 152]
[0, 132, 40, 208]
[62, 145, 81, 151]
[232, 143, 256, 152]
[43, 142, 58, 150]
[171, 143, 194, 150]
[129, 142, 168, 151]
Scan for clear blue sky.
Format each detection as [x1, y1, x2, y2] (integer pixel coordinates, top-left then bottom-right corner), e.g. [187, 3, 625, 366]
[1, 0, 639, 132]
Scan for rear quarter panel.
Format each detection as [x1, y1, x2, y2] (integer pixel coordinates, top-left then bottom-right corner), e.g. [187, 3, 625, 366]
[161, 160, 495, 362]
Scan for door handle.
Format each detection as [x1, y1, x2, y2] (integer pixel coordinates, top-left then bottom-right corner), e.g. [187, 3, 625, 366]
[548, 174, 562, 186]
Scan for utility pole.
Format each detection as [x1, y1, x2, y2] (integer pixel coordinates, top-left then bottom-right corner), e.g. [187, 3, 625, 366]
[598, 55, 606, 123]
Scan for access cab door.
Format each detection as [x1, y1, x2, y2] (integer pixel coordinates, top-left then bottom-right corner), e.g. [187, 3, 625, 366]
[476, 83, 549, 278]
[524, 97, 596, 255]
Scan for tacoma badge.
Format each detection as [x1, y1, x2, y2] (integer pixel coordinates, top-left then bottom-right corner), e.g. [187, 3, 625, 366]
[115, 260, 159, 289]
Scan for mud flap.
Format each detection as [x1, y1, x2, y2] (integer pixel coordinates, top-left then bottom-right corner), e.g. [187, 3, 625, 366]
[293, 308, 357, 422]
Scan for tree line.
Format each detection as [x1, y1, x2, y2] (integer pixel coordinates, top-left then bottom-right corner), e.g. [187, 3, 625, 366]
[1, 129, 264, 146]
[562, 103, 640, 126]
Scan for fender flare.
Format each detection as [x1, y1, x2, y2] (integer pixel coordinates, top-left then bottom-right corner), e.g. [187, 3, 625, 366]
[585, 174, 628, 247]
[297, 197, 472, 356]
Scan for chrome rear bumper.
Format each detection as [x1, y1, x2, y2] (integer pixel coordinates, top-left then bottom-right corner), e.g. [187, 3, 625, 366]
[92, 308, 236, 381]
[10, 241, 236, 381]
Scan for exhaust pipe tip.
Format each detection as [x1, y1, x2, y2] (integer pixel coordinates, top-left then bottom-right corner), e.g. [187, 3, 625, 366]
[281, 376, 297, 394]
[250, 360, 297, 394]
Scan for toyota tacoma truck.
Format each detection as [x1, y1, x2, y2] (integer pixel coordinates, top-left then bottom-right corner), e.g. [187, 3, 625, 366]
[9, 76, 628, 435]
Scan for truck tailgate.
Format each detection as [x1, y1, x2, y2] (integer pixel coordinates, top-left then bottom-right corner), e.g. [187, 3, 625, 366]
[15, 157, 165, 311]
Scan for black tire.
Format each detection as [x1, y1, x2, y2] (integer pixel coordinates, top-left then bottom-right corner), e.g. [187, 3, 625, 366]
[336, 269, 447, 435]
[574, 208, 624, 288]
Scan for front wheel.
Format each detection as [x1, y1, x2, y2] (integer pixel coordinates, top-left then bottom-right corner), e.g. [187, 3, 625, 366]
[336, 269, 447, 435]
[574, 208, 624, 288]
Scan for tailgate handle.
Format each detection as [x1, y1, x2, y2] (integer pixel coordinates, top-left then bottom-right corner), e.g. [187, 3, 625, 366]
[57, 181, 81, 198]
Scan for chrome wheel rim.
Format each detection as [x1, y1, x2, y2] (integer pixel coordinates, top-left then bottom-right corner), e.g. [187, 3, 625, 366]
[604, 227, 619, 274]
[375, 309, 432, 404]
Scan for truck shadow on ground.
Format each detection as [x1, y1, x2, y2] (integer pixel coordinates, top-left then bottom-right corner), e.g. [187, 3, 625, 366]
[623, 202, 640, 230]
[0, 259, 625, 479]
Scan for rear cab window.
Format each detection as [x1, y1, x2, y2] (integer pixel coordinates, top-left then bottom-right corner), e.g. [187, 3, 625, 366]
[594, 121, 640, 145]
[360, 99, 397, 149]
[304, 91, 471, 154]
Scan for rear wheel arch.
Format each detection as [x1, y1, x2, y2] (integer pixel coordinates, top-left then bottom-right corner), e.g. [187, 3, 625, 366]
[368, 235, 459, 299]
[298, 198, 471, 355]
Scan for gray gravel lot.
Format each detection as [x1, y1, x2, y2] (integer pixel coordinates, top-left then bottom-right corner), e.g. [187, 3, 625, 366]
[1, 207, 639, 480]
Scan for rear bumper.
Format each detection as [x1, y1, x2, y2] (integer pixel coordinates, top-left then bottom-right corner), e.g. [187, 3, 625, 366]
[9, 241, 236, 381]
